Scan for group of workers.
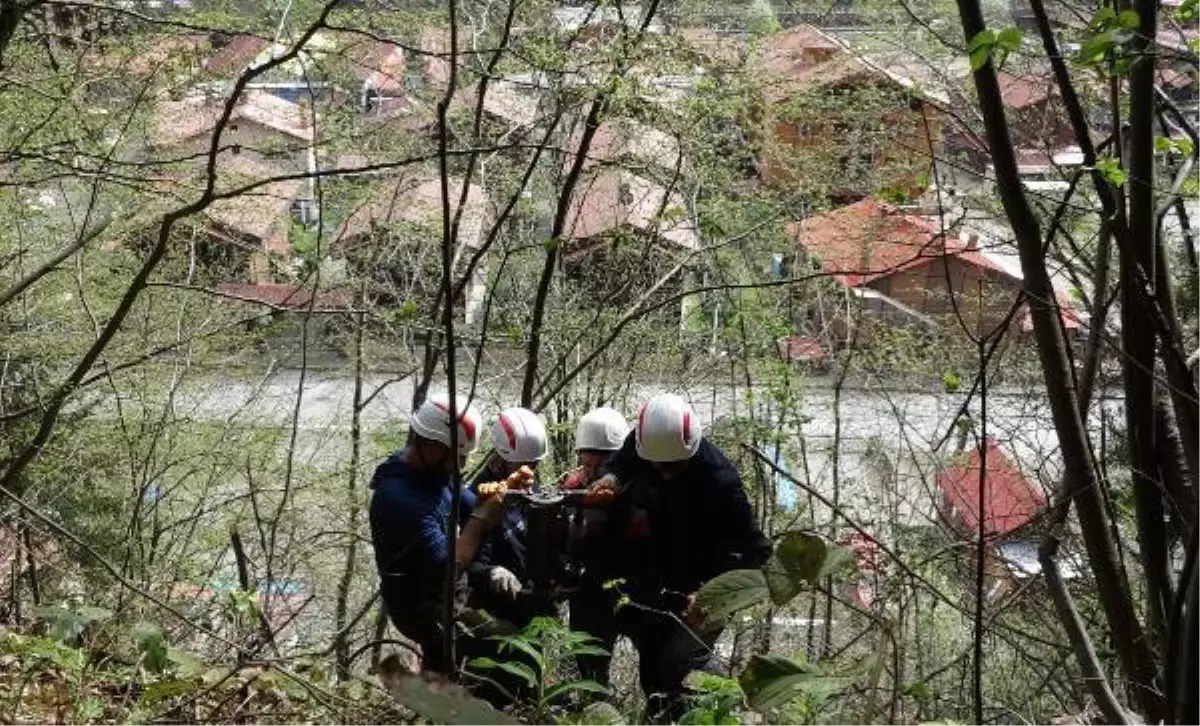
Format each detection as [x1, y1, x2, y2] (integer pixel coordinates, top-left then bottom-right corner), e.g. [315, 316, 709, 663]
[369, 392, 772, 720]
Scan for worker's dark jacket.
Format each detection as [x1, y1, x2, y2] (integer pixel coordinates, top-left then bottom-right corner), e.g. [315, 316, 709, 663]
[606, 434, 772, 605]
[465, 467, 538, 626]
[369, 449, 474, 615]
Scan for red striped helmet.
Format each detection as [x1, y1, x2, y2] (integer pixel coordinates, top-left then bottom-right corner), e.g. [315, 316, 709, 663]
[409, 392, 483, 457]
[635, 394, 702, 463]
[490, 407, 548, 463]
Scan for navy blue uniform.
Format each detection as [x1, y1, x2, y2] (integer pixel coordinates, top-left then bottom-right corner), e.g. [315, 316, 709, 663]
[369, 449, 474, 673]
[600, 433, 772, 721]
[465, 465, 547, 628]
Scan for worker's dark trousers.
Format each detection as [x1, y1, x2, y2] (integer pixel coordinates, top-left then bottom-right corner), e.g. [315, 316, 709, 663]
[629, 610, 722, 723]
[568, 584, 623, 685]
[383, 598, 455, 675]
[570, 589, 721, 722]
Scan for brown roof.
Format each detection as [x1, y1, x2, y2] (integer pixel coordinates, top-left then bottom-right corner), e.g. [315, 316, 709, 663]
[204, 34, 269, 75]
[419, 26, 451, 91]
[216, 283, 351, 309]
[788, 198, 1012, 287]
[1158, 67, 1195, 89]
[563, 169, 698, 251]
[938, 440, 1047, 538]
[760, 30, 956, 107]
[758, 24, 847, 77]
[677, 27, 745, 67]
[205, 156, 303, 251]
[451, 82, 542, 127]
[335, 175, 488, 249]
[997, 70, 1055, 109]
[331, 31, 408, 93]
[151, 90, 314, 148]
[567, 118, 681, 172]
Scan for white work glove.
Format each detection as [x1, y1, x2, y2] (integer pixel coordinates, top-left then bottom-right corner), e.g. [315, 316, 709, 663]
[488, 566, 523, 598]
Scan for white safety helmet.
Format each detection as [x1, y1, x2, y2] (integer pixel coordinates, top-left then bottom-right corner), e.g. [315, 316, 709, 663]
[575, 407, 630, 452]
[409, 392, 483, 458]
[635, 394, 702, 463]
[491, 407, 548, 463]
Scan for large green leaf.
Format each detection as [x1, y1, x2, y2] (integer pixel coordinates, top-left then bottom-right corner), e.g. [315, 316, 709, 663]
[764, 531, 853, 605]
[379, 667, 519, 724]
[694, 569, 769, 623]
[493, 634, 546, 673]
[131, 621, 168, 673]
[738, 654, 852, 712]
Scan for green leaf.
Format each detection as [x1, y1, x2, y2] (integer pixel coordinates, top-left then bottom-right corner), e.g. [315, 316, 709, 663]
[997, 27, 1022, 51]
[544, 679, 611, 703]
[493, 635, 546, 673]
[167, 647, 205, 678]
[694, 569, 769, 622]
[132, 621, 168, 674]
[904, 680, 933, 702]
[968, 47, 990, 72]
[941, 370, 962, 394]
[1076, 32, 1116, 64]
[468, 656, 500, 670]
[738, 655, 852, 712]
[139, 678, 199, 705]
[763, 531, 849, 605]
[380, 669, 519, 724]
[570, 644, 612, 658]
[1096, 158, 1128, 186]
[494, 660, 538, 688]
[1089, 6, 1116, 29]
[1116, 9, 1140, 29]
[967, 29, 996, 52]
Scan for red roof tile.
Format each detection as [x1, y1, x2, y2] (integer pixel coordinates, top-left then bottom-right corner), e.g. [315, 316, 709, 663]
[788, 198, 1013, 287]
[204, 34, 269, 75]
[937, 440, 1047, 537]
[997, 70, 1055, 110]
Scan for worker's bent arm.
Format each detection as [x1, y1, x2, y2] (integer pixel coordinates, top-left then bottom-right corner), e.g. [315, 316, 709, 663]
[453, 516, 491, 569]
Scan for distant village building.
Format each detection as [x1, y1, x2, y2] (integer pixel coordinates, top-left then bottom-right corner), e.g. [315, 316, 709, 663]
[754, 24, 956, 201]
[332, 174, 490, 324]
[789, 198, 1082, 342]
[936, 438, 1053, 597]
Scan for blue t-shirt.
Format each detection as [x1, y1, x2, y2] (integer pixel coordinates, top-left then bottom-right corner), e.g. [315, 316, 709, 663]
[369, 449, 476, 608]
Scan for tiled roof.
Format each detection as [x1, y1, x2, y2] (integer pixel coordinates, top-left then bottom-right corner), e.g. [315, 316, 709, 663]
[757, 23, 847, 77]
[332, 32, 408, 93]
[203, 34, 269, 75]
[205, 155, 303, 250]
[335, 175, 488, 249]
[151, 89, 314, 147]
[789, 198, 1013, 288]
[562, 169, 699, 251]
[997, 70, 1055, 109]
[937, 440, 1046, 538]
[566, 118, 682, 172]
[760, 29, 957, 106]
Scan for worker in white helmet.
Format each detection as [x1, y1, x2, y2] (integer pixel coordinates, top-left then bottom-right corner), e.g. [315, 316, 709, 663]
[466, 407, 549, 612]
[585, 393, 772, 722]
[456, 406, 549, 706]
[369, 392, 503, 675]
[557, 407, 639, 686]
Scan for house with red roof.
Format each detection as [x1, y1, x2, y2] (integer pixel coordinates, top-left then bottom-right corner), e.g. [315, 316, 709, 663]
[936, 438, 1052, 595]
[788, 198, 1081, 341]
[937, 439, 1047, 539]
